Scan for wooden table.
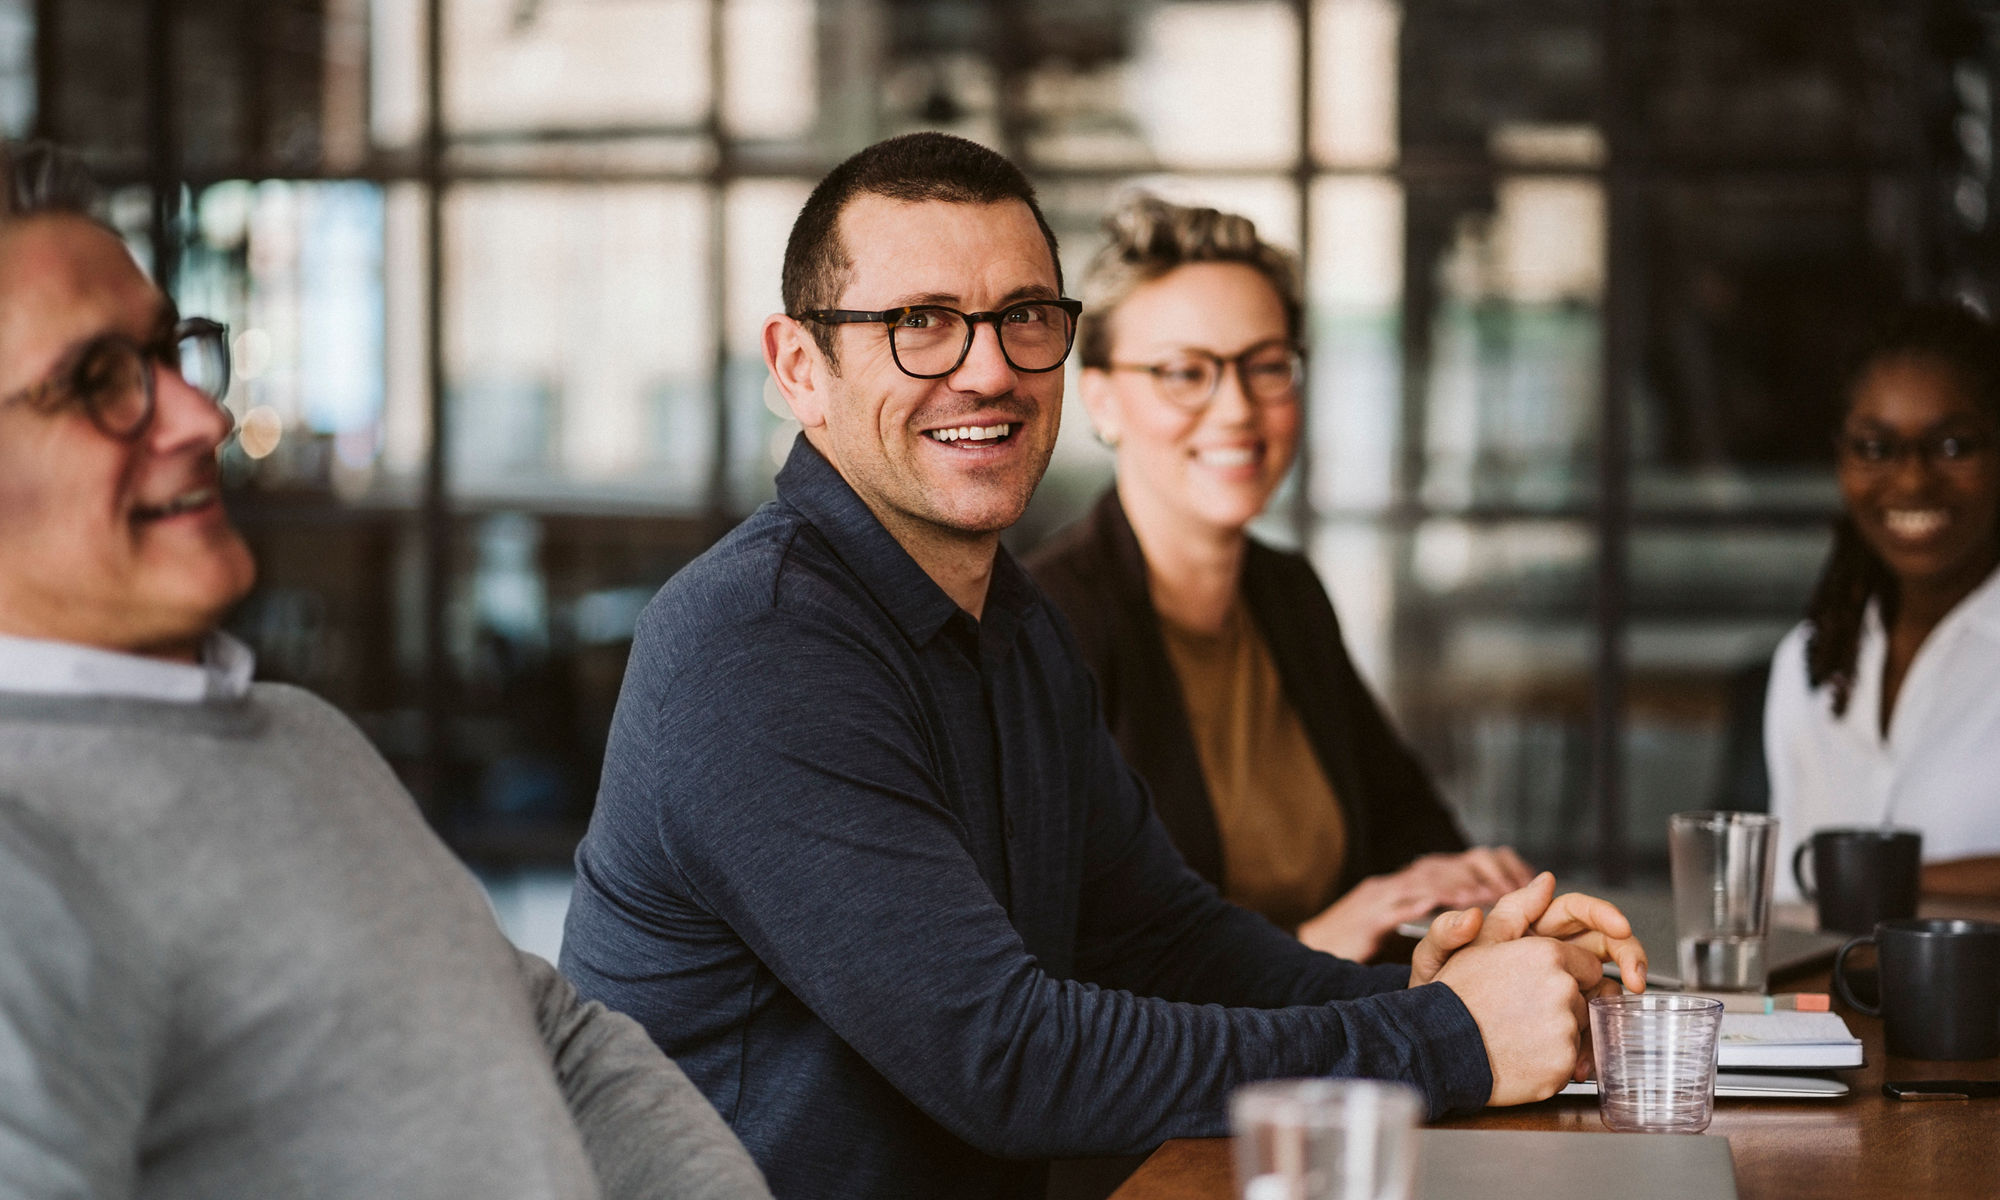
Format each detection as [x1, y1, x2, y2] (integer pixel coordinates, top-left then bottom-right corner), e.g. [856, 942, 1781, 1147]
[1110, 904, 2000, 1200]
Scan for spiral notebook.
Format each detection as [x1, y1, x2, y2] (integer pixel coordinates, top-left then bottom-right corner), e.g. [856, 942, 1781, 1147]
[1715, 1011, 1864, 1069]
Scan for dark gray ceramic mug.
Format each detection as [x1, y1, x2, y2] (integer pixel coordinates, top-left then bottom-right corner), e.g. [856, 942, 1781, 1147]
[1791, 827, 1922, 935]
[1834, 918, 2000, 1061]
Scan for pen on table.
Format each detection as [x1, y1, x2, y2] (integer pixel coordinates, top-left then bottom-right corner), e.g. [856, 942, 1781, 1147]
[1678, 992, 1832, 1014]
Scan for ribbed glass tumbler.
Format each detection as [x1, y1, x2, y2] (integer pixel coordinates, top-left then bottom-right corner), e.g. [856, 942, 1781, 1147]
[1588, 993, 1725, 1133]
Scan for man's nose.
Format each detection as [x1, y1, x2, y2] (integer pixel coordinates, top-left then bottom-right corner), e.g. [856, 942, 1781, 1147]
[947, 321, 1020, 394]
[149, 363, 234, 451]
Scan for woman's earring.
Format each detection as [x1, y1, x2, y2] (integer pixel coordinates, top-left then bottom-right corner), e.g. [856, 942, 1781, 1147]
[1093, 426, 1120, 449]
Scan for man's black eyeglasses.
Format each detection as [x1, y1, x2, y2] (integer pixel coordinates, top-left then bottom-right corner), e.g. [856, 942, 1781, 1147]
[0, 317, 231, 440]
[793, 299, 1083, 380]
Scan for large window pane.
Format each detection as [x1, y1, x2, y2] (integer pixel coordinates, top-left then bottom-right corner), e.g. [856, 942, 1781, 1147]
[165, 185, 411, 742]
[1634, 177, 1897, 513]
[1308, 175, 1403, 512]
[0, 0, 32, 136]
[1134, 2, 1300, 169]
[1417, 177, 1605, 512]
[1398, 0, 1598, 159]
[1641, 2, 1884, 168]
[1362, 517, 1599, 861]
[41, 0, 148, 175]
[726, 178, 813, 507]
[1310, 0, 1398, 169]
[178, 181, 389, 498]
[444, 0, 710, 133]
[723, 0, 817, 143]
[1619, 524, 1832, 865]
[369, 0, 426, 150]
[444, 184, 715, 506]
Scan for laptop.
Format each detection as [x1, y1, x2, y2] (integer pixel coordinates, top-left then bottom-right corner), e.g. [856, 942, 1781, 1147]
[1417, 1129, 1737, 1200]
[1398, 887, 1847, 989]
[1560, 1072, 1849, 1099]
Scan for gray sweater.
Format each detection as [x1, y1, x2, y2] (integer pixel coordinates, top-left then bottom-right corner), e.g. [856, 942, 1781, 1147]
[0, 684, 771, 1200]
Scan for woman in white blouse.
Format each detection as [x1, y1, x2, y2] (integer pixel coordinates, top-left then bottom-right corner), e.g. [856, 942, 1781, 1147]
[1765, 302, 2000, 899]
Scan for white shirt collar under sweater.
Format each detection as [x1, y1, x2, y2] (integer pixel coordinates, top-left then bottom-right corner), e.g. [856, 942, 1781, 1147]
[0, 631, 255, 703]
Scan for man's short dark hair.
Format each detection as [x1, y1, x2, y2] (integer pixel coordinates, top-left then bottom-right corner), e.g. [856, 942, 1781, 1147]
[781, 131, 1062, 365]
[0, 139, 101, 224]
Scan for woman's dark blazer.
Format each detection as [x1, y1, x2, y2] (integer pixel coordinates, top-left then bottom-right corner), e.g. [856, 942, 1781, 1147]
[1025, 488, 1467, 905]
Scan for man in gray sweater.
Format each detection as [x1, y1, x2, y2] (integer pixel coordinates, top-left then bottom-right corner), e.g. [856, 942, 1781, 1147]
[0, 140, 772, 1200]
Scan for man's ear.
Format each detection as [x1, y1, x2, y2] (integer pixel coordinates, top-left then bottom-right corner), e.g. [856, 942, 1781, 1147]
[764, 314, 829, 430]
[1077, 367, 1122, 449]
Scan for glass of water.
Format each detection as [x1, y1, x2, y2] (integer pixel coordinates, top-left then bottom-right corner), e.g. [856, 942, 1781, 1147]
[1669, 810, 1779, 992]
[1231, 1078, 1421, 1200]
[1589, 993, 1725, 1133]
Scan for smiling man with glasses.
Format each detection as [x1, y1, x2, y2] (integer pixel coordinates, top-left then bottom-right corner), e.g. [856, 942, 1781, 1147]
[0, 141, 771, 1200]
[561, 132, 1644, 1200]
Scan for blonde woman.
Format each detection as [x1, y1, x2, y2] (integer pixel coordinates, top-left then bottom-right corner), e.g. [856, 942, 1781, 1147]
[1028, 196, 1531, 961]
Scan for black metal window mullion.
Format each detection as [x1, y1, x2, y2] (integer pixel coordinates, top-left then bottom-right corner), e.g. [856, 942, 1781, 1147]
[419, 0, 452, 826]
[1591, 0, 1647, 885]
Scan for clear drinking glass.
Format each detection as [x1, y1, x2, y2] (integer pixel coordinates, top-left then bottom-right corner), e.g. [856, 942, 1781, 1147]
[1231, 1078, 1422, 1200]
[1589, 993, 1725, 1133]
[1669, 810, 1779, 992]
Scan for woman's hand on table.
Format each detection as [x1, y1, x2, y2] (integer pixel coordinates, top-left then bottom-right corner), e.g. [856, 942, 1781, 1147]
[1398, 846, 1536, 909]
[1297, 874, 1441, 961]
[1294, 846, 1536, 962]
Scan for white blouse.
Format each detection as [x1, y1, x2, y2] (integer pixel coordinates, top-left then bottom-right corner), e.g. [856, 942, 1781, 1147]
[1763, 564, 2000, 900]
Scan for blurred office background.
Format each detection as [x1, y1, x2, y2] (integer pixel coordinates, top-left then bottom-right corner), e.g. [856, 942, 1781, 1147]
[16, 0, 2000, 952]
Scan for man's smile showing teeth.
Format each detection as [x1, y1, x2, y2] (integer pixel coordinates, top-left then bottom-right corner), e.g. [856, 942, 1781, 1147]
[927, 423, 1014, 444]
[133, 487, 218, 522]
[1883, 508, 1950, 539]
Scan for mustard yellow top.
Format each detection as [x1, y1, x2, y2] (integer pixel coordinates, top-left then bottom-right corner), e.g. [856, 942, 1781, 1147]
[1158, 601, 1347, 930]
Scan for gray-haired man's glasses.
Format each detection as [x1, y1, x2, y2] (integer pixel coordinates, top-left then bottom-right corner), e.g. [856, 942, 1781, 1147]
[0, 317, 231, 440]
[794, 299, 1083, 380]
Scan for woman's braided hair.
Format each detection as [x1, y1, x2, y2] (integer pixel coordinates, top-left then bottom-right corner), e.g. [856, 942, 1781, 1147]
[1803, 301, 2000, 715]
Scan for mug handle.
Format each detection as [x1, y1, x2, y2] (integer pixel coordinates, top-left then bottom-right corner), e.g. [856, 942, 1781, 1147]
[1791, 840, 1816, 903]
[1833, 934, 1881, 1017]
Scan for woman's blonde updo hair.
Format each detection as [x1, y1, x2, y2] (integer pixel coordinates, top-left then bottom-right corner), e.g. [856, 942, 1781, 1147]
[1078, 193, 1304, 369]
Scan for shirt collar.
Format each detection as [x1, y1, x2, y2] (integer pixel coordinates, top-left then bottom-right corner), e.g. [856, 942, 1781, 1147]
[1956, 560, 2000, 640]
[774, 434, 1039, 649]
[0, 630, 256, 703]
[1872, 561, 2000, 647]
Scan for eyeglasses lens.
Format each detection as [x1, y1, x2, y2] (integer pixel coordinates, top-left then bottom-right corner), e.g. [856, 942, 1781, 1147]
[995, 302, 1075, 372]
[889, 303, 1075, 377]
[1155, 350, 1301, 409]
[1156, 358, 1220, 407]
[77, 341, 151, 437]
[889, 308, 970, 377]
[1242, 351, 1303, 398]
[177, 328, 231, 401]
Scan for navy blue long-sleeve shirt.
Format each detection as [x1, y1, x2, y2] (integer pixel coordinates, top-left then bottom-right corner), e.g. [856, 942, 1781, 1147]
[560, 438, 1491, 1200]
